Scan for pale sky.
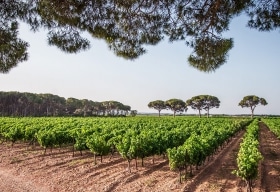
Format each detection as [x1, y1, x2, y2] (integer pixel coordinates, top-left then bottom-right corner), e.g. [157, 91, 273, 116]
[0, 15, 279, 115]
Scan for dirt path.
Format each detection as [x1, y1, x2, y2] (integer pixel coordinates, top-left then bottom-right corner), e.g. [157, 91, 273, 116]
[259, 122, 280, 192]
[0, 169, 44, 192]
[0, 122, 280, 192]
[0, 143, 179, 192]
[183, 129, 246, 192]
[183, 121, 280, 192]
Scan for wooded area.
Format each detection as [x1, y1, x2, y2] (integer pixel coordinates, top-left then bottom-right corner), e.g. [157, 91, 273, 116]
[0, 91, 131, 117]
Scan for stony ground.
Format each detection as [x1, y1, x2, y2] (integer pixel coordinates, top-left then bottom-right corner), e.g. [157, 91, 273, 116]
[0, 121, 279, 192]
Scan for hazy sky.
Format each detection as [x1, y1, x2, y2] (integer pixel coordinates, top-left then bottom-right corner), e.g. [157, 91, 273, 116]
[0, 15, 279, 115]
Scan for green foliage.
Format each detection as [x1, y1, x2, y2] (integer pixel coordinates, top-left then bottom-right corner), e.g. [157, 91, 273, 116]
[36, 129, 56, 150]
[167, 118, 251, 181]
[246, 0, 280, 31]
[262, 118, 280, 139]
[148, 100, 166, 117]
[130, 110, 138, 117]
[234, 138, 262, 179]
[1, 1, 279, 72]
[188, 38, 233, 72]
[0, 116, 252, 174]
[70, 128, 90, 152]
[86, 134, 111, 157]
[165, 99, 187, 117]
[239, 95, 268, 118]
[167, 146, 187, 171]
[47, 29, 90, 53]
[3, 125, 23, 145]
[115, 133, 136, 161]
[0, 22, 29, 73]
[186, 95, 220, 117]
[0, 91, 131, 117]
[233, 120, 263, 191]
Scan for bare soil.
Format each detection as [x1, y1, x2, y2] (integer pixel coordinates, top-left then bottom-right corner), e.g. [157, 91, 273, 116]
[258, 122, 280, 192]
[0, 121, 279, 192]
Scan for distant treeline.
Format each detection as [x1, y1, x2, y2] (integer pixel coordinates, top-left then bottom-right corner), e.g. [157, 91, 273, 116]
[0, 91, 132, 117]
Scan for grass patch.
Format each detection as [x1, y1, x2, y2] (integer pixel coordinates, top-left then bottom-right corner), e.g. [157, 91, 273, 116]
[10, 157, 22, 164]
[67, 158, 89, 167]
[145, 178, 158, 187]
[208, 182, 222, 191]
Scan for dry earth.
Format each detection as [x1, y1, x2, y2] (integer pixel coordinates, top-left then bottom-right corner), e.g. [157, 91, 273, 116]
[258, 122, 280, 192]
[0, 121, 279, 192]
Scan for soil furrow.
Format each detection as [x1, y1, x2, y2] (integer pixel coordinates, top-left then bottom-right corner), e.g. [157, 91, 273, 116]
[183, 130, 246, 192]
[1, 122, 280, 192]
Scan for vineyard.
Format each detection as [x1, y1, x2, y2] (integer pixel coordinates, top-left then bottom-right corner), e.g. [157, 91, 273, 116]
[0, 116, 280, 192]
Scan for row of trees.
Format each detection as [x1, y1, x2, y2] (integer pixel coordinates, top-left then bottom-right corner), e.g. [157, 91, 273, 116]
[0, 92, 268, 117]
[148, 95, 268, 118]
[0, 91, 132, 117]
[148, 95, 220, 117]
